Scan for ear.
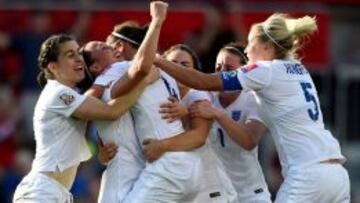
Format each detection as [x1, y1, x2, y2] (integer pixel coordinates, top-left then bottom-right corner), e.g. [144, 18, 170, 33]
[47, 62, 57, 74]
[89, 64, 101, 76]
[114, 41, 125, 53]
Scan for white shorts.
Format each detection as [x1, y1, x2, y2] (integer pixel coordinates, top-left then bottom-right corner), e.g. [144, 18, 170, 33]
[237, 194, 271, 203]
[98, 154, 144, 203]
[275, 163, 350, 203]
[13, 172, 73, 203]
[236, 184, 271, 203]
[193, 146, 238, 203]
[123, 146, 238, 203]
[123, 151, 206, 203]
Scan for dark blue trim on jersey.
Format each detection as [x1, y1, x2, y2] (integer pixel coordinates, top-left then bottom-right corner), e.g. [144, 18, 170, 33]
[220, 71, 242, 91]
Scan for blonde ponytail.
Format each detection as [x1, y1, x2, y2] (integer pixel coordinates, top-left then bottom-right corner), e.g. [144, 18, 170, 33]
[251, 13, 318, 60]
[286, 16, 317, 37]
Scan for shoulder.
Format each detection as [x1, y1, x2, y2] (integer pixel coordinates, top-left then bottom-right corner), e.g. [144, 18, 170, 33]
[41, 80, 83, 106]
[182, 89, 210, 107]
[187, 89, 210, 101]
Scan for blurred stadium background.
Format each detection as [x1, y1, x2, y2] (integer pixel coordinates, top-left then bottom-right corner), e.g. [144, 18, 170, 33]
[0, 0, 359, 202]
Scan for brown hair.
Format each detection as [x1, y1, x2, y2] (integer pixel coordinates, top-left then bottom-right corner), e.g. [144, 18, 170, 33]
[106, 21, 148, 49]
[163, 44, 202, 71]
[220, 42, 248, 65]
[37, 34, 74, 88]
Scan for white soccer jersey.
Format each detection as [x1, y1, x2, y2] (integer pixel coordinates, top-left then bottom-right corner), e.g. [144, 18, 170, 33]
[131, 71, 184, 142]
[32, 80, 91, 172]
[232, 59, 345, 176]
[209, 91, 271, 201]
[95, 61, 144, 165]
[94, 61, 145, 203]
[181, 89, 209, 107]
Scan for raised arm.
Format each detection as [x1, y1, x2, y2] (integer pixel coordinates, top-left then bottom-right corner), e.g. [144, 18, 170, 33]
[154, 56, 224, 91]
[110, 1, 167, 98]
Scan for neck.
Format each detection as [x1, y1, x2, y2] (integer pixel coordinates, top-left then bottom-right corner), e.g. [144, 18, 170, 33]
[218, 91, 241, 108]
[56, 78, 76, 89]
[179, 86, 190, 99]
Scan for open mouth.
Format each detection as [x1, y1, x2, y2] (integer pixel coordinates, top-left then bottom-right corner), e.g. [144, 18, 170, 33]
[74, 64, 84, 72]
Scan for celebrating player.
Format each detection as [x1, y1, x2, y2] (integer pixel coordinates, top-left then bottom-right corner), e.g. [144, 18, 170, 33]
[155, 13, 350, 202]
[12, 33, 153, 203]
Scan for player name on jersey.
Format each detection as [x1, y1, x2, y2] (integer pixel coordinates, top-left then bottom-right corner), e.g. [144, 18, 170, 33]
[284, 63, 308, 75]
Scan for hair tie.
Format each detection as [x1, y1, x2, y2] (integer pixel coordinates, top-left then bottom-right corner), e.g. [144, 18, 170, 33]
[262, 26, 286, 50]
[111, 32, 140, 46]
[224, 46, 248, 63]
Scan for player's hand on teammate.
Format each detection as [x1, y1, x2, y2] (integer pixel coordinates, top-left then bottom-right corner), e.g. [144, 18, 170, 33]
[189, 100, 218, 120]
[145, 66, 160, 84]
[98, 141, 118, 165]
[150, 1, 168, 24]
[142, 138, 166, 162]
[159, 97, 188, 123]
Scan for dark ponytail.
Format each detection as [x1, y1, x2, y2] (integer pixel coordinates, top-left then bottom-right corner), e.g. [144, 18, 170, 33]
[37, 70, 47, 88]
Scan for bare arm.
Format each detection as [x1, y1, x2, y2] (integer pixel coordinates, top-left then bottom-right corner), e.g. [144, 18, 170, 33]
[142, 114, 211, 162]
[155, 56, 224, 91]
[111, 1, 167, 97]
[72, 79, 147, 121]
[190, 101, 266, 150]
[215, 113, 266, 150]
[85, 84, 105, 98]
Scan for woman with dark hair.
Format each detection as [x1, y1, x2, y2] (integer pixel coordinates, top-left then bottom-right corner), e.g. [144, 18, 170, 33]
[142, 43, 238, 203]
[149, 43, 271, 202]
[79, 2, 169, 203]
[191, 42, 271, 202]
[12, 32, 156, 202]
[106, 20, 148, 61]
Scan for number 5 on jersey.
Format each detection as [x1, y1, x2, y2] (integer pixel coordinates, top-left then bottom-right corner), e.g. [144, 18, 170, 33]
[300, 82, 319, 121]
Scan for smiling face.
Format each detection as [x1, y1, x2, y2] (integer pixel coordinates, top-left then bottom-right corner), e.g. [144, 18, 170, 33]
[84, 41, 118, 76]
[49, 40, 85, 87]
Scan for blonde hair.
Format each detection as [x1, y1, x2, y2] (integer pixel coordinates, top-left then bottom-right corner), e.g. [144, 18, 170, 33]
[251, 13, 317, 59]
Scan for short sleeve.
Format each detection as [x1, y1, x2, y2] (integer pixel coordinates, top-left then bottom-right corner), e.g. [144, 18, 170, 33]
[182, 90, 211, 107]
[94, 74, 115, 87]
[47, 86, 87, 117]
[94, 61, 131, 86]
[237, 62, 272, 92]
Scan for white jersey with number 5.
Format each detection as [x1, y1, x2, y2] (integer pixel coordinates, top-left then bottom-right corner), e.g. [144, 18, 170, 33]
[209, 91, 271, 202]
[234, 59, 344, 175]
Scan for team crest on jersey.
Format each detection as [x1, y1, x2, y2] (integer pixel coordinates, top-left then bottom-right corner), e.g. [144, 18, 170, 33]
[59, 94, 75, 105]
[241, 64, 258, 73]
[231, 110, 241, 121]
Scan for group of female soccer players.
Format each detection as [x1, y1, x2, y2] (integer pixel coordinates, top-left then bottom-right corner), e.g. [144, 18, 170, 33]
[13, 1, 350, 203]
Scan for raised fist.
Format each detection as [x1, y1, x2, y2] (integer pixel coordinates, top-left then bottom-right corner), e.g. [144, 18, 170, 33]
[150, 1, 168, 23]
